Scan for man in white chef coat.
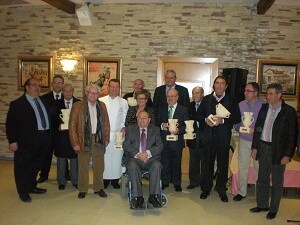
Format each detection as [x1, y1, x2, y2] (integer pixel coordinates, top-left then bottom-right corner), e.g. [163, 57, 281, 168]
[99, 79, 128, 189]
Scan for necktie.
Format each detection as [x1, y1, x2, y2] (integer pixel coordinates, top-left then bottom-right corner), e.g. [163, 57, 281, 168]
[66, 101, 70, 109]
[168, 105, 174, 119]
[55, 94, 59, 100]
[34, 98, 47, 129]
[140, 129, 146, 152]
[195, 103, 200, 110]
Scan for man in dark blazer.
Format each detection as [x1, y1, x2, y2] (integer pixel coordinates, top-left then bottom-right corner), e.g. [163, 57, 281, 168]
[123, 79, 153, 107]
[250, 83, 298, 220]
[153, 69, 190, 118]
[37, 75, 64, 183]
[6, 78, 51, 203]
[54, 83, 80, 190]
[155, 89, 189, 192]
[198, 76, 241, 202]
[123, 110, 163, 209]
[186, 86, 204, 189]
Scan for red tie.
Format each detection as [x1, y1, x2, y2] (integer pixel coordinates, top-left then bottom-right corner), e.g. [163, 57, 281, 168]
[140, 129, 146, 152]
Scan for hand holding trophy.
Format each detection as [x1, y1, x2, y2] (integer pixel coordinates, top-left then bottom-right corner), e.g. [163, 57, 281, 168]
[239, 112, 254, 133]
[166, 119, 178, 141]
[207, 103, 231, 126]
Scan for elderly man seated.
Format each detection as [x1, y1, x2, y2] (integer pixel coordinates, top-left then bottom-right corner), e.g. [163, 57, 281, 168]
[123, 110, 163, 209]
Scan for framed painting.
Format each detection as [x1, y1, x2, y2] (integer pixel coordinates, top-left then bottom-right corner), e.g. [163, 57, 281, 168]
[84, 57, 122, 97]
[256, 59, 299, 98]
[18, 55, 53, 91]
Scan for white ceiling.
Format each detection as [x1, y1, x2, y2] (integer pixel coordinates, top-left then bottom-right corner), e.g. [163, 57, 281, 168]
[2, 0, 300, 7]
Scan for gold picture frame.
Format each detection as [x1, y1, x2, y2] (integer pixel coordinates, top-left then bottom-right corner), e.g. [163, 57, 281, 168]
[256, 59, 300, 99]
[18, 55, 53, 91]
[84, 57, 122, 97]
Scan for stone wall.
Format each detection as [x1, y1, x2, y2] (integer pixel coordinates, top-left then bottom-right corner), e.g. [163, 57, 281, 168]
[0, 3, 299, 158]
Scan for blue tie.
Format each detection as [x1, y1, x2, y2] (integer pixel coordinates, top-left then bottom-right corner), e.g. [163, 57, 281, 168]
[196, 103, 200, 110]
[34, 98, 47, 129]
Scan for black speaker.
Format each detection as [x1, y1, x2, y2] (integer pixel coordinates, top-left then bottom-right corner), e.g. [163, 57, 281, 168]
[222, 68, 248, 103]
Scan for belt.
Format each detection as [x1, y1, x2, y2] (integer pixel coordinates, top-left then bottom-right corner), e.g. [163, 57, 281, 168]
[38, 129, 50, 133]
[261, 140, 272, 146]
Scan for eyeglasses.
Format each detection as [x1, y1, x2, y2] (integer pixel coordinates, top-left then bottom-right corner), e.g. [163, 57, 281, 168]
[53, 81, 63, 85]
[244, 90, 256, 93]
[137, 97, 147, 100]
[87, 91, 98, 96]
[28, 83, 42, 88]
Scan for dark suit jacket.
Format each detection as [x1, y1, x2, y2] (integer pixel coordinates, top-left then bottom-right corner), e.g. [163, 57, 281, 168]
[153, 84, 190, 109]
[6, 94, 50, 145]
[123, 91, 153, 107]
[155, 104, 189, 149]
[41, 91, 63, 130]
[198, 93, 241, 148]
[252, 100, 298, 164]
[122, 124, 163, 162]
[186, 101, 203, 149]
[53, 97, 80, 158]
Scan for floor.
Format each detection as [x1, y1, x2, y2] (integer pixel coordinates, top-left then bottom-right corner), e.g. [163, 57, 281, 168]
[0, 160, 299, 225]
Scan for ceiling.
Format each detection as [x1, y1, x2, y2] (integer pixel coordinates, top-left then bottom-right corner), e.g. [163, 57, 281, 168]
[1, 0, 300, 7]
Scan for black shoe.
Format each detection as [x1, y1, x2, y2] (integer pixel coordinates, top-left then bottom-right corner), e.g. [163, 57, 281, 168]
[187, 184, 195, 189]
[174, 185, 182, 192]
[266, 212, 277, 220]
[19, 193, 31, 203]
[148, 194, 162, 208]
[250, 207, 269, 213]
[78, 192, 86, 199]
[73, 184, 78, 189]
[58, 185, 65, 190]
[219, 194, 228, 202]
[111, 179, 120, 189]
[162, 183, 169, 190]
[37, 177, 48, 183]
[200, 191, 210, 199]
[233, 194, 245, 201]
[94, 189, 107, 198]
[103, 179, 110, 189]
[131, 196, 144, 210]
[30, 187, 47, 194]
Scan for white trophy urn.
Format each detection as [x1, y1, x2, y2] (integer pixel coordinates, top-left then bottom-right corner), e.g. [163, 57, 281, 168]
[59, 109, 71, 130]
[115, 131, 124, 149]
[127, 97, 137, 107]
[166, 119, 178, 141]
[239, 112, 254, 133]
[207, 103, 231, 125]
[184, 120, 196, 140]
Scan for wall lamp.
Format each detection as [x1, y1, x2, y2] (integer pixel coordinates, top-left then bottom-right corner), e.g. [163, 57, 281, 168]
[60, 59, 78, 73]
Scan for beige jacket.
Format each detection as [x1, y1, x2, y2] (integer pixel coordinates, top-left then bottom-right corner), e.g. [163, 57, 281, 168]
[69, 100, 110, 152]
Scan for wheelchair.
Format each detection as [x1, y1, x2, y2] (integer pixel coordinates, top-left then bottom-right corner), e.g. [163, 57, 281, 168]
[121, 166, 168, 210]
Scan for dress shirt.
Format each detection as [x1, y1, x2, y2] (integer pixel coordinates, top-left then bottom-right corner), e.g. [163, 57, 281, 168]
[261, 102, 282, 142]
[64, 98, 73, 109]
[26, 94, 49, 130]
[88, 101, 97, 134]
[53, 91, 62, 100]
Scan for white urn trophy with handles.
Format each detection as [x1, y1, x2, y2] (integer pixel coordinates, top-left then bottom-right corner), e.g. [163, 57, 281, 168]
[166, 119, 178, 141]
[184, 120, 196, 140]
[115, 131, 124, 150]
[207, 103, 231, 125]
[127, 97, 137, 107]
[239, 112, 254, 133]
[59, 109, 71, 130]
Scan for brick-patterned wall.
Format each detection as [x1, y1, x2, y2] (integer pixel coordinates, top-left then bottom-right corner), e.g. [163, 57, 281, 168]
[0, 3, 299, 158]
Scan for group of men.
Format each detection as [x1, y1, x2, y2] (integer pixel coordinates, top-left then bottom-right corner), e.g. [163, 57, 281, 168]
[6, 69, 298, 218]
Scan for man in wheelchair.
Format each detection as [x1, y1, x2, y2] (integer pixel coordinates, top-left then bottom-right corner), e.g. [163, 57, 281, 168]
[123, 110, 164, 209]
